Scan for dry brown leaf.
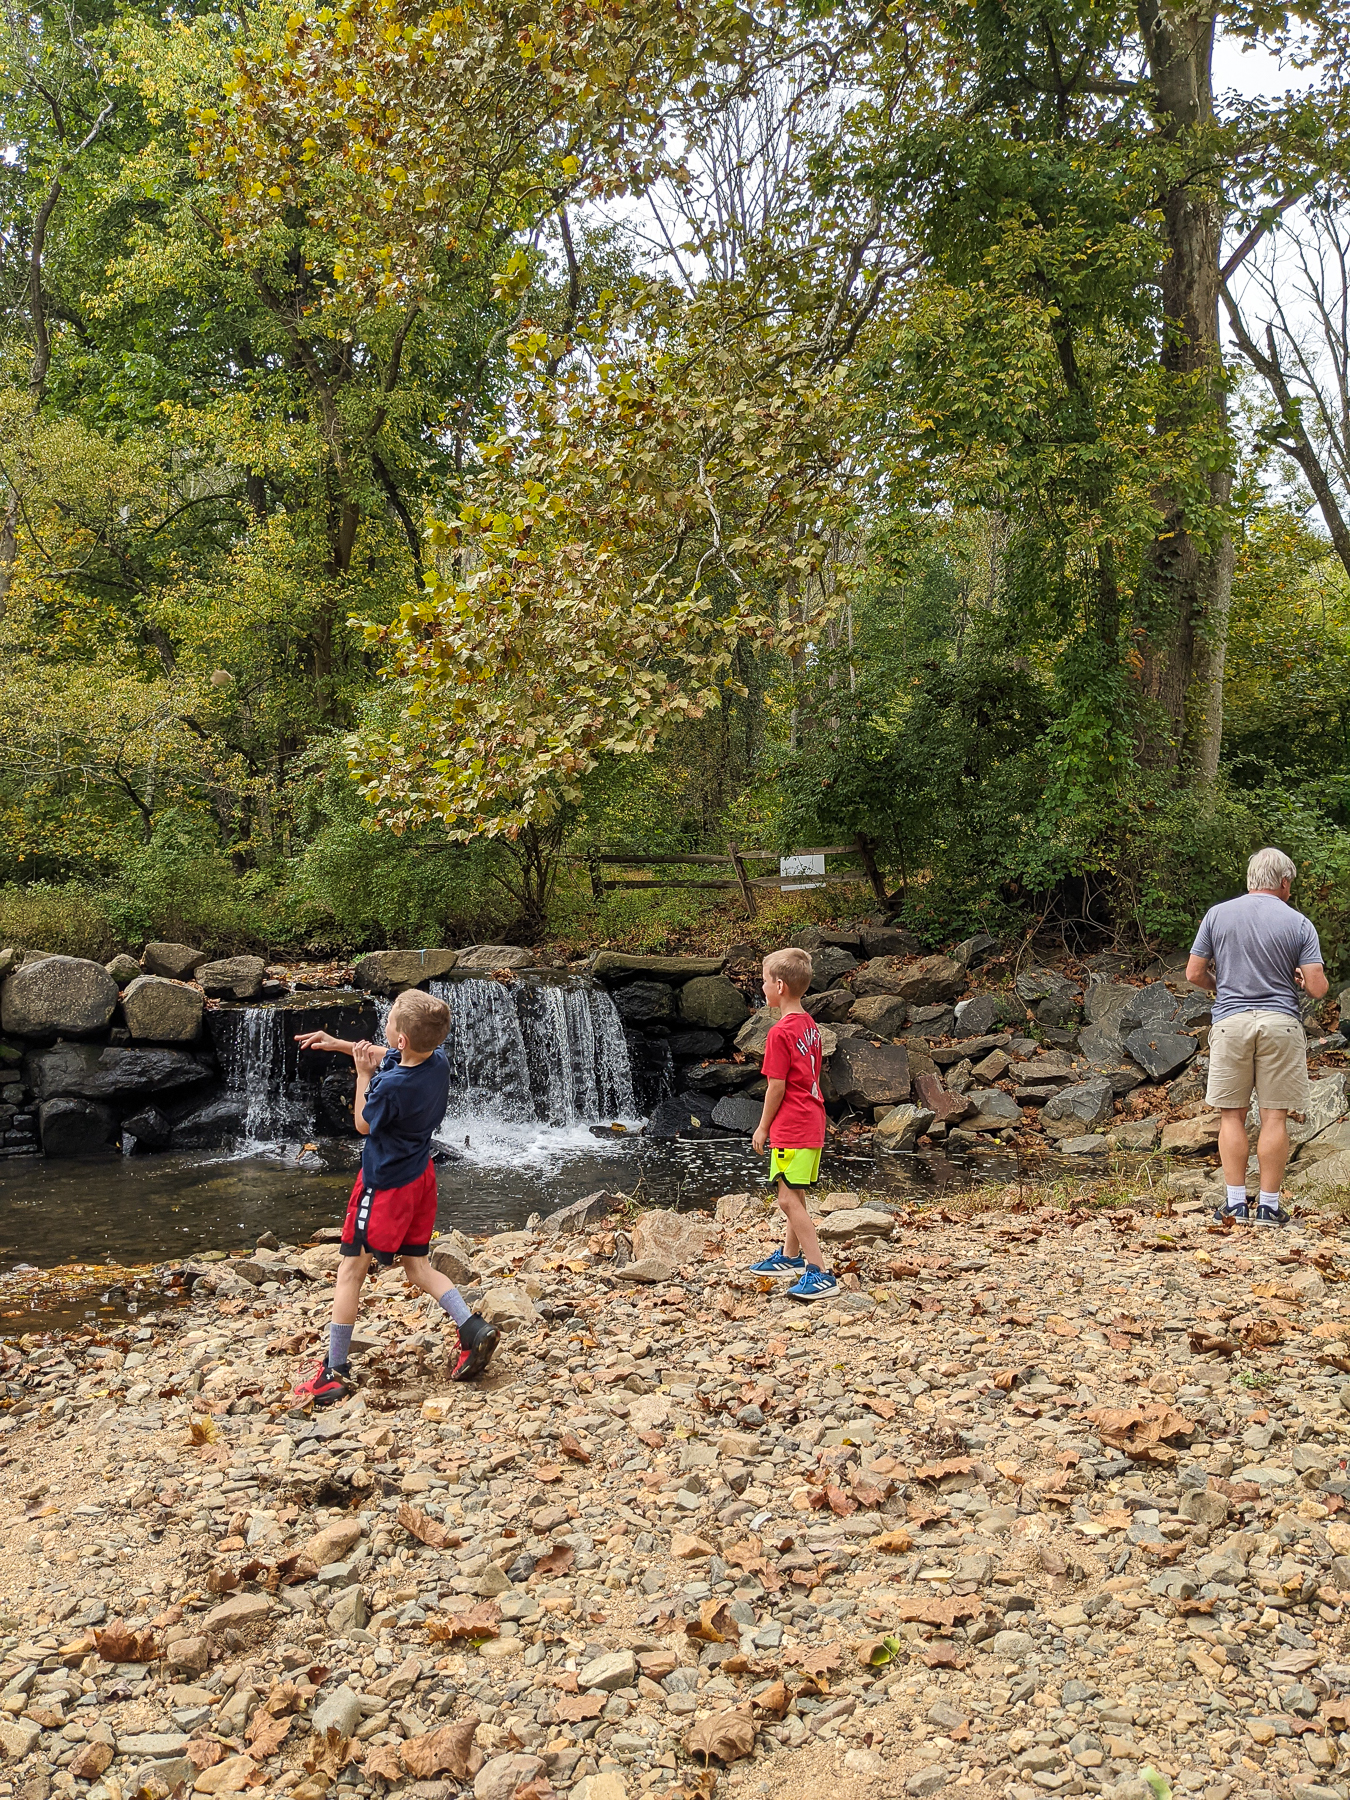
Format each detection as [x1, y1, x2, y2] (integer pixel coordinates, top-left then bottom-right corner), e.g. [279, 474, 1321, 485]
[363, 1746, 404, 1784]
[913, 1457, 974, 1483]
[686, 1600, 734, 1644]
[246, 1713, 294, 1759]
[1188, 1331, 1239, 1357]
[533, 1542, 575, 1577]
[94, 1620, 159, 1663]
[752, 1680, 791, 1719]
[534, 1462, 563, 1483]
[398, 1721, 477, 1781]
[862, 1395, 897, 1420]
[825, 1484, 857, 1517]
[1082, 1403, 1195, 1463]
[784, 1642, 843, 1677]
[264, 1682, 305, 1718]
[303, 1728, 357, 1781]
[923, 1641, 963, 1669]
[425, 1601, 501, 1643]
[684, 1705, 756, 1765]
[554, 1694, 606, 1723]
[1251, 1281, 1303, 1302]
[397, 1502, 450, 1549]
[892, 1596, 981, 1628]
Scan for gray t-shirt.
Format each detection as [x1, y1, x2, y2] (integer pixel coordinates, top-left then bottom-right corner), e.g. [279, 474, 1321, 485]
[1190, 892, 1322, 1021]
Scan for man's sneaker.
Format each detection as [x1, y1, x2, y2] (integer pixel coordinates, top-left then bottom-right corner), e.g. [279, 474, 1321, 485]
[1254, 1203, 1291, 1227]
[451, 1315, 499, 1382]
[747, 1250, 807, 1276]
[787, 1266, 838, 1303]
[1212, 1200, 1249, 1225]
[294, 1360, 352, 1406]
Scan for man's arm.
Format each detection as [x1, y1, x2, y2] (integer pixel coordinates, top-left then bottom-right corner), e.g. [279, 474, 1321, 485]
[1185, 954, 1215, 993]
[1296, 963, 1329, 999]
[752, 1079, 786, 1156]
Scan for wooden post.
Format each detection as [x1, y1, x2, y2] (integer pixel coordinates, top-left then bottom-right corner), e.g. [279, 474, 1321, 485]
[587, 858, 604, 902]
[855, 833, 888, 907]
[728, 841, 758, 919]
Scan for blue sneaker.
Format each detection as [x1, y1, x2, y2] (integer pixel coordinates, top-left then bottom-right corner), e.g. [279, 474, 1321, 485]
[747, 1250, 807, 1276]
[1212, 1199, 1249, 1225]
[787, 1266, 838, 1303]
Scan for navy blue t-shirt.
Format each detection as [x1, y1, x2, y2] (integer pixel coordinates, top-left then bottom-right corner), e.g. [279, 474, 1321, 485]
[360, 1047, 450, 1191]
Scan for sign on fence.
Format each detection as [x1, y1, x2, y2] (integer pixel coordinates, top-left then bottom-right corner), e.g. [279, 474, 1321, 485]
[779, 852, 826, 892]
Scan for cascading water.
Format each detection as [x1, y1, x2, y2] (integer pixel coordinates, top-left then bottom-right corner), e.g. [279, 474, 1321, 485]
[428, 977, 637, 1162]
[220, 975, 637, 1165]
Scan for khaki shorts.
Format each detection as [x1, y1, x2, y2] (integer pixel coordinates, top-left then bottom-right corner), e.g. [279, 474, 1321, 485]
[1206, 1009, 1310, 1112]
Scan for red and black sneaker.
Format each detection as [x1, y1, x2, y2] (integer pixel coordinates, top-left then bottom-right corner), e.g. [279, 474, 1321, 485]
[294, 1360, 352, 1406]
[451, 1315, 499, 1383]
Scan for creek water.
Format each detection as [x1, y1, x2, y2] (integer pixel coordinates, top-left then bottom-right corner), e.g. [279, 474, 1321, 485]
[0, 973, 990, 1285]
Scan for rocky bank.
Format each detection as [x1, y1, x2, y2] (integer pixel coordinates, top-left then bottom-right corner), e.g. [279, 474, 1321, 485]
[6, 1192, 1350, 1800]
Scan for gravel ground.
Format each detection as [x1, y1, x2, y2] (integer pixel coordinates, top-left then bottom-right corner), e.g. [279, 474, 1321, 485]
[3, 1187, 1350, 1800]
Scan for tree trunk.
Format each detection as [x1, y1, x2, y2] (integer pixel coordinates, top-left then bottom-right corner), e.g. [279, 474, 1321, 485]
[1135, 0, 1233, 785]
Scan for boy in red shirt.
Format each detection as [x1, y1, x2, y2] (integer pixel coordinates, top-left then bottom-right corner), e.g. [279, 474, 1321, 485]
[747, 947, 836, 1302]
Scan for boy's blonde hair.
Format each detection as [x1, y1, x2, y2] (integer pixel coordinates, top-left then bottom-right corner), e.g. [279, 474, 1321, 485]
[763, 946, 813, 996]
[388, 988, 452, 1053]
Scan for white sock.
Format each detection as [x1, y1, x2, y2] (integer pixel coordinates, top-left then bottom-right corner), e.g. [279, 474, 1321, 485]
[1258, 1190, 1280, 1212]
[1226, 1184, 1247, 1210]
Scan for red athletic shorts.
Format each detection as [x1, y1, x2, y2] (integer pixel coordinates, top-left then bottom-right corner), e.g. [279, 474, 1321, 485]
[340, 1162, 438, 1264]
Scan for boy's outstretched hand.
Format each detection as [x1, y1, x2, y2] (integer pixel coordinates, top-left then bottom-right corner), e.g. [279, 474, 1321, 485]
[295, 1030, 346, 1053]
[353, 1040, 385, 1076]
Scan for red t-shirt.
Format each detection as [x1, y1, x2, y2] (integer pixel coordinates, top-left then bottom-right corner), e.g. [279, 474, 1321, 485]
[761, 1010, 826, 1149]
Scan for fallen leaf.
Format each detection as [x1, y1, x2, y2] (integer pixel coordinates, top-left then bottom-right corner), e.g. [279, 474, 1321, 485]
[532, 1542, 575, 1577]
[686, 1600, 734, 1644]
[825, 1484, 857, 1517]
[363, 1745, 404, 1783]
[922, 1640, 963, 1668]
[1083, 1404, 1195, 1463]
[425, 1601, 501, 1643]
[246, 1714, 294, 1758]
[913, 1457, 974, 1483]
[784, 1643, 843, 1678]
[555, 1694, 606, 1722]
[264, 1682, 305, 1718]
[862, 1395, 897, 1420]
[1188, 1331, 1239, 1357]
[303, 1728, 357, 1781]
[860, 1634, 903, 1667]
[891, 1596, 980, 1628]
[397, 1502, 450, 1549]
[684, 1705, 756, 1765]
[398, 1721, 477, 1780]
[534, 1463, 563, 1483]
[752, 1680, 790, 1719]
[94, 1620, 159, 1663]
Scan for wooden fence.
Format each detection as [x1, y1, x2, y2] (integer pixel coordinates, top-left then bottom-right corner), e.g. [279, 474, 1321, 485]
[570, 835, 888, 919]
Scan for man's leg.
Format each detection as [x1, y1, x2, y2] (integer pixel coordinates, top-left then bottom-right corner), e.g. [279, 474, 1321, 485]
[1217, 1109, 1251, 1187]
[1255, 1107, 1290, 1196]
[777, 1180, 825, 1270]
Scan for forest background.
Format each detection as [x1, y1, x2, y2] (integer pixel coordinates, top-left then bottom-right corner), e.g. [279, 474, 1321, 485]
[3, 0, 1350, 968]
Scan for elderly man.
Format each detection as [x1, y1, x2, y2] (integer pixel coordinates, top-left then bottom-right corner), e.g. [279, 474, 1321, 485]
[1185, 847, 1328, 1225]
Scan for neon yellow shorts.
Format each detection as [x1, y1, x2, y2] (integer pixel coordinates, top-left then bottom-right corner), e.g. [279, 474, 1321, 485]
[768, 1146, 821, 1189]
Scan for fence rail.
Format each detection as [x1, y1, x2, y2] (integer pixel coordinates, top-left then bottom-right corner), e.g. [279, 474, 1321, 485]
[568, 836, 888, 918]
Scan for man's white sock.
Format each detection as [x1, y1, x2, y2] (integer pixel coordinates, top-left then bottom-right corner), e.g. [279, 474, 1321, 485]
[1258, 1189, 1280, 1212]
[1226, 1184, 1247, 1210]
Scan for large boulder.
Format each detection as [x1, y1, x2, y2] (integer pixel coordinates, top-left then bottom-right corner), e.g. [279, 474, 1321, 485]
[541, 1191, 625, 1235]
[122, 1106, 172, 1149]
[790, 926, 862, 953]
[952, 994, 1021, 1037]
[678, 976, 750, 1033]
[105, 953, 142, 988]
[874, 1103, 935, 1151]
[1041, 1078, 1114, 1138]
[666, 1029, 725, 1059]
[197, 956, 267, 1000]
[612, 981, 676, 1024]
[711, 1093, 762, 1133]
[1254, 1072, 1346, 1147]
[142, 942, 208, 981]
[120, 975, 204, 1043]
[734, 1008, 838, 1063]
[1015, 968, 1078, 1005]
[804, 988, 854, 1023]
[1120, 1027, 1198, 1082]
[632, 1208, 717, 1265]
[964, 1089, 1023, 1131]
[682, 1060, 759, 1094]
[860, 924, 920, 958]
[39, 1096, 115, 1157]
[170, 1096, 249, 1149]
[644, 1092, 719, 1139]
[826, 1040, 910, 1110]
[1, 956, 118, 1039]
[849, 994, 908, 1037]
[807, 945, 858, 992]
[1288, 1149, 1350, 1195]
[1160, 1113, 1220, 1154]
[453, 945, 534, 970]
[854, 955, 965, 1005]
[591, 953, 725, 985]
[353, 949, 459, 996]
[24, 1043, 215, 1104]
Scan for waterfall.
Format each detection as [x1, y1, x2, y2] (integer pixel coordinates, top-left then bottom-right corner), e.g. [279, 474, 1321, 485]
[216, 1005, 299, 1141]
[429, 977, 636, 1144]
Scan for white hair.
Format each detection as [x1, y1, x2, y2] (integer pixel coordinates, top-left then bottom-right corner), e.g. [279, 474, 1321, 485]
[1247, 847, 1296, 892]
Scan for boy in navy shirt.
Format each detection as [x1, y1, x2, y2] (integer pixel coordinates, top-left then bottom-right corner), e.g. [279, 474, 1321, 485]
[292, 988, 497, 1403]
